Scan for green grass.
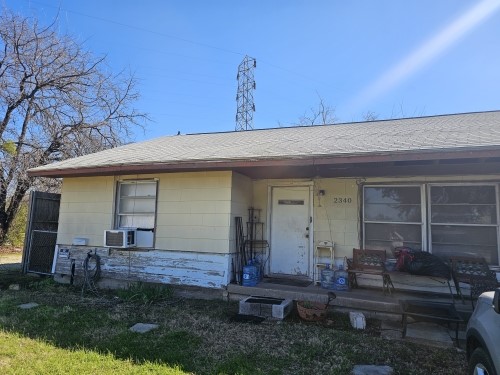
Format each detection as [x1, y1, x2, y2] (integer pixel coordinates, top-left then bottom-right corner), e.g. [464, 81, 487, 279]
[0, 331, 187, 375]
[0, 274, 467, 374]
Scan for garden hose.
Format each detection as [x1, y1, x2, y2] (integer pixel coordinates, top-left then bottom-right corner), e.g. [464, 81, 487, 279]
[81, 250, 101, 296]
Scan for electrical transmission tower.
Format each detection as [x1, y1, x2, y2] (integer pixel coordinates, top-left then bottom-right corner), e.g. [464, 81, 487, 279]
[235, 55, 256, 131]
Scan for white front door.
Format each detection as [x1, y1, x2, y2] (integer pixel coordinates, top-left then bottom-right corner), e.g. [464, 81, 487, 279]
[270, 186, 311, 276]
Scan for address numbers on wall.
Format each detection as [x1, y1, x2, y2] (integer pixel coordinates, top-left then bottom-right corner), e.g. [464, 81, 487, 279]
[333, 197, 352, 204]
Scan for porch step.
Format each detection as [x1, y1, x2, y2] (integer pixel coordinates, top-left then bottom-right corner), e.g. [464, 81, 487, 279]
[227, 283, 402, 320]
[227, 282, 471, 321]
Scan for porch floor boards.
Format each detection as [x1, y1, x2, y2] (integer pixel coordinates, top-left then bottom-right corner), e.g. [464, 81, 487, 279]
[227, 281, 473, 321]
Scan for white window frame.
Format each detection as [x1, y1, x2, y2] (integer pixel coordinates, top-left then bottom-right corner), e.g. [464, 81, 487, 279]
[361, 182, 500, 264]
[362, 184, 426, 251]
[426, 183, 499, 262]
[115, 179, 158, 248]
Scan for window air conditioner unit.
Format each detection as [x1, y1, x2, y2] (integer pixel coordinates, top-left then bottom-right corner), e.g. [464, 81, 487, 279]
[104, 229, 137, 248]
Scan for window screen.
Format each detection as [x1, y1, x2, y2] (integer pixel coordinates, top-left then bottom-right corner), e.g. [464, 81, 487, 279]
[363, 186, 423, 251]
[430, 185, 498, 264]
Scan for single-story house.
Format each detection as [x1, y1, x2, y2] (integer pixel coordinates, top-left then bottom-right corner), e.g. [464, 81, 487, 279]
[28, 111, 500, 291]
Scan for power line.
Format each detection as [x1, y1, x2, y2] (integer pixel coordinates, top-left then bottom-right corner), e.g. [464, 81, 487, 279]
[19, 0, 350, 94]
[23, 0, 245, 56]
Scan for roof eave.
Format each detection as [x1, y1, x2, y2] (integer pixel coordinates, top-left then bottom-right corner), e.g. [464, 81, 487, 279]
[28, 147, 500, 178]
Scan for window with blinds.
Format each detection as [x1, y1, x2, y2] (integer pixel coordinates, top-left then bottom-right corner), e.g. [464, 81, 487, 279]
[429, 185, 498, 264]
[116, 180, 157, 248]
[362, 183, 499, 265]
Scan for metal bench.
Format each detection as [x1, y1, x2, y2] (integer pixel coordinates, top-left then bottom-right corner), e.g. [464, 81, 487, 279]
[400, 299, 463, 346]
[450, 256, 499, 306]
[348, 248, 394, 294]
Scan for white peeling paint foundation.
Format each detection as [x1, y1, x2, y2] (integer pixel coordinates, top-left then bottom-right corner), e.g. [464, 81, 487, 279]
[53, 246, 232, 289]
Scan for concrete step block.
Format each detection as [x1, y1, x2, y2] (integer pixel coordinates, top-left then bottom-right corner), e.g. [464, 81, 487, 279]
[239, 296, 293, 320]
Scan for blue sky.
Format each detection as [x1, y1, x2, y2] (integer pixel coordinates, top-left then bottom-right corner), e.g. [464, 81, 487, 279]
[3, 0, 500, 141]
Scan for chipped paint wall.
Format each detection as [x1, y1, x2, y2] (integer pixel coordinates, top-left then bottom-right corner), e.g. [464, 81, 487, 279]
[54, 246, 228, 289]
[56, 171, 235, 289]
[55, 171, 500, 290]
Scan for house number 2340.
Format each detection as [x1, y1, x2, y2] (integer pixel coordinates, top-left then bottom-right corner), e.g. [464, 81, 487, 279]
[333, 197, 352, 204]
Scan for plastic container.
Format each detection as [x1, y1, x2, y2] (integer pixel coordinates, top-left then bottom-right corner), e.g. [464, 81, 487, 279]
[334, 265, 349, 291]
[321, 265, 335, 289]
[349, 311, 366, 329]
[252, 258, 263, 281]
[242, 264, 259, 286]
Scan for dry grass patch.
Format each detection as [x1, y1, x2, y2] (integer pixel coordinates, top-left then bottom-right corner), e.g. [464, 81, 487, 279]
[0, 275, 467, 375]
[0, 247, 22, 265]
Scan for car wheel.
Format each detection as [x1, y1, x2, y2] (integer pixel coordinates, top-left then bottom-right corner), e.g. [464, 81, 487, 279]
[469, 348, 496, 375]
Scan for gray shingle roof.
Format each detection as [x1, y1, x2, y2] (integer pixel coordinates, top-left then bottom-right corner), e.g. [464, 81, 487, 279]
[29, 111, 500, 176]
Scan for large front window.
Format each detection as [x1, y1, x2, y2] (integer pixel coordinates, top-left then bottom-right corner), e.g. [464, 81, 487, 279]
[363, 186, 423, 251]
[363, 184, 499, 264]
[429, 185, 498, 264]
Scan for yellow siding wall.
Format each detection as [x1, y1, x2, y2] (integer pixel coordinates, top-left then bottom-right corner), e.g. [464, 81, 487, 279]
[58, 173, 500, 260]
[313, 178, 360, 260]
[251, 174, 500, 263]
[58, 171, 234, 253]
[57, 176, 115, 246]
[156, 171, 232, 253]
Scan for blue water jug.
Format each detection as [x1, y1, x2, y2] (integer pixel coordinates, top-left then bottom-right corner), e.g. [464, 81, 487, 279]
[334, 265, 349, 291]
[321, 264, 335, 289]
[242, 264, 258, 286]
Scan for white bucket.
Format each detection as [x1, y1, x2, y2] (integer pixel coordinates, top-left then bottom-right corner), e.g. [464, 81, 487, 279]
[349, 311, 366, 330]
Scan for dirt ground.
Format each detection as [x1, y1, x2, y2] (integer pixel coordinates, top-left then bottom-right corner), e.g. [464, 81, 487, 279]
[0, 247, 22, 264]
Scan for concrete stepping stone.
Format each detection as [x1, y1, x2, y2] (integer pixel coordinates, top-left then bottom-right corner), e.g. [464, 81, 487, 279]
[352, 365, 394, 375]
[18, 302, 39, 309]
[405, 322, 453, 347]
[380, 321, 402, 341]
[129, 323, 159, 333]
[380, 320, 456, 348]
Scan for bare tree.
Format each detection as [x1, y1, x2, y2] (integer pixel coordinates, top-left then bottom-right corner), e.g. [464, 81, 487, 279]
[298, 94, 337, 126]
[0, 10, 147, 244]
[362, 110, 379, 122]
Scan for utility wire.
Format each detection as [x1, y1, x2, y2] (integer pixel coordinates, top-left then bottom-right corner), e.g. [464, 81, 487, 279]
[25, 0, 245, 56]
[21, 0, 340, 89]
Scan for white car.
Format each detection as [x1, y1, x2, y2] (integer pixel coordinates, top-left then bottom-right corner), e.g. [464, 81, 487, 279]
[466, 288, 500, 375]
